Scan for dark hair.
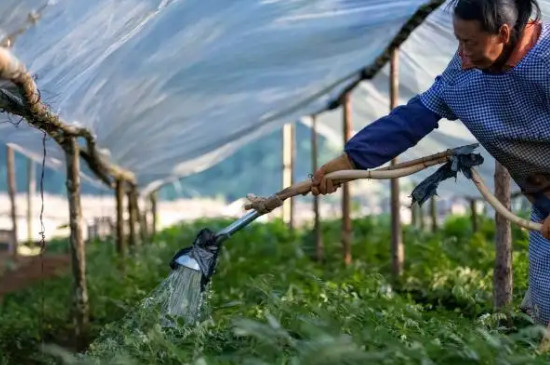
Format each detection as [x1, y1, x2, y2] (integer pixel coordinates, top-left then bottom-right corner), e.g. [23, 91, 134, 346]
[451, 0, 541, 39]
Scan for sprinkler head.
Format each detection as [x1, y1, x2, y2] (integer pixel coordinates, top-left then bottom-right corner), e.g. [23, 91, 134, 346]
[169, 228, 221, 290]
[170, 249, 201, 272]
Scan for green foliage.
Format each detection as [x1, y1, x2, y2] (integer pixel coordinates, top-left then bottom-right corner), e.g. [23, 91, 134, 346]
[0, 215, 548, 365]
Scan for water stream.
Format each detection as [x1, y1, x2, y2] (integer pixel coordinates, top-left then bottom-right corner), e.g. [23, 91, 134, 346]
[140, 266, 204, 326]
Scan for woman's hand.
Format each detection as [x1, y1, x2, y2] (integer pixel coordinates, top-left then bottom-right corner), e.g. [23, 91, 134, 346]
[311, 153, 354, 196]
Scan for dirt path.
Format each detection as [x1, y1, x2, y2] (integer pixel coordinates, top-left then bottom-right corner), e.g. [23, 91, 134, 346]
[0, 253, 70, 296]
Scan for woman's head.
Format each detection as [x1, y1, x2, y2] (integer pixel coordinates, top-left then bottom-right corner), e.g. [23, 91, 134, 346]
[451, 0, 541, 69]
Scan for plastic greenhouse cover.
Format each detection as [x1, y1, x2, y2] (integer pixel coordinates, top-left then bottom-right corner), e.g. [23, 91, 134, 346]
[0, 0, 440, 195]
[1, 0, 545, 200]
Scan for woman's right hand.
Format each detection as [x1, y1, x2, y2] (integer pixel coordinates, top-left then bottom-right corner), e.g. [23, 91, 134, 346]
[311, 153, 354, 196]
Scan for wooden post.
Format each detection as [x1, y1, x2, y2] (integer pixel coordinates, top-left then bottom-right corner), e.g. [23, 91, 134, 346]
[419, 203, 425, 230]
[132, 188, 147, 244]
[311, 116, 323, 262]
[127, 186, 138, 248]
[390, 48, 403, 278]
[430, 197, 438, 232]
[290, 124, 296, 229]
[494, 162, 513, 310]
[115, 179, 126, 256]
[141, 210, 149, 243]
[470, 199, 479, 233]
[282, 123, 295, 229]
[150, 192, 158, 240]
[64, 137, 89, 349]
[6, 146, 18, 258]
[342, 93, 352, 265]
[27, 159, 35, 246]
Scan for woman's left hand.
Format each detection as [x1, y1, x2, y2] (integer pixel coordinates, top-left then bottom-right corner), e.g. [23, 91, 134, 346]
[542, 215, 550, 240]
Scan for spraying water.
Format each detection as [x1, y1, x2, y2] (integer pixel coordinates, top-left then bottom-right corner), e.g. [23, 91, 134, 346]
[139, 266, 204, 326]
[162, 266, 203, 323]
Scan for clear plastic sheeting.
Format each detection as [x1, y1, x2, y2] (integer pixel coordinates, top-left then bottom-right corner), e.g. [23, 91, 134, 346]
[0, 0, 434, 194]
[0, 1, 46, 43]
[309, 0, 550, 198]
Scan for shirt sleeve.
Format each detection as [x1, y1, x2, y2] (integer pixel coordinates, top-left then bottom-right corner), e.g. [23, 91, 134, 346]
[344, 53, 462, 170]
[418, 52, 462, 121]
[344, 95, 442, 169]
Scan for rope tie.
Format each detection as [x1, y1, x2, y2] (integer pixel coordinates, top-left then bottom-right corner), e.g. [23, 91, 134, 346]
[244, 194, 284, 214]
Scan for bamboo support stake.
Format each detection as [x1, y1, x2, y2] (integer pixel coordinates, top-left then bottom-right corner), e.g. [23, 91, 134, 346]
[115, 180, 126, 256]
[150, 192, 158, 240]
[27, 158, 35, 246]
[411, 203, 418, 227]
[342, 93, 352, 265]
[7, 146, 17, 258]
[127, 186, 139, 247]
[419, 204, 425, 230]
[470, 199, 479, 233]
[282, 124, 295, 229]
[64, 137, 89, 350]
[390, 48, 403, 278]
[493, 162, 513, 310]
[430, 197, 438, 232]
[311, 116, 323, 262]
[141, 210, 149, 243]
[133, 189, 147, 244]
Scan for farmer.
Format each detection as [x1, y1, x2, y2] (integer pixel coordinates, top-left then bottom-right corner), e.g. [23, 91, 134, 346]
[312, 0, 550, 326]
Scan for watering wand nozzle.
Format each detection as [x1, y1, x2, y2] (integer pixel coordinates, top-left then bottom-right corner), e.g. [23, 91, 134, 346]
[169, 210, 261, 279]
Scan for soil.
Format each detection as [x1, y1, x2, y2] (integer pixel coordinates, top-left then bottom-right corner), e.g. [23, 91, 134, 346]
[0, 252, 70, 297]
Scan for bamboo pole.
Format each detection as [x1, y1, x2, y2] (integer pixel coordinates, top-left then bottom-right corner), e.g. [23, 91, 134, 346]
[494, 162, 513, 310]
[150, 192, 158, 240]
[282, 124, 295, 229]
[411, 202, 418, 227]
[290, 124, 296, 230]
[470, 199, 479, 233]
[246, 152, 544, 233]
[141, 210, 149, 243]
[115, 179, 126, 256]
[6, 146, 17, 258]
[390, 48, 403, 278]
[311, 116, 323, 262]
[127, 186, 138, 248]
[64, 136, 89, 350]
[342, 93, 352, 265]
[27, 158, 35, 246]
[132, 188, 146, 244]
[430, 196, 438, 232]
[419, 203, 425, 230]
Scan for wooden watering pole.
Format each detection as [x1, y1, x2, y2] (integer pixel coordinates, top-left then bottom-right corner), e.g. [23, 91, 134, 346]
[311, 116, 324, 262]
[390, 48, 403, 278]
[64, 136, 89, 349]
[494, 161, 513, 309]
[6, 146, 18, 258]
[342, 93, 353, 265]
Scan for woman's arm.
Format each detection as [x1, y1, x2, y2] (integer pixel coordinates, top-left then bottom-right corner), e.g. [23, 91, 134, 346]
[344, 95, 442, 169]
